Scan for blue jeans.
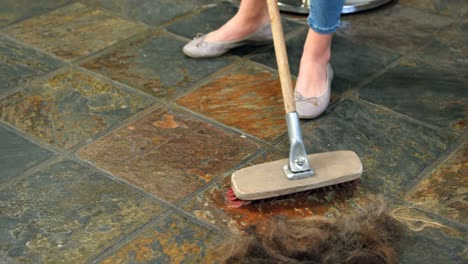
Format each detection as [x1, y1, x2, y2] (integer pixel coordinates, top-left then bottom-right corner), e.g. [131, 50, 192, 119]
[308, 0, 345, 34]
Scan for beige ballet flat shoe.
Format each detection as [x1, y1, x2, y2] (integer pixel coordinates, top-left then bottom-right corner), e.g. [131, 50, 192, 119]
[295, 64, 333, 119]
[182, 23, 273, 58]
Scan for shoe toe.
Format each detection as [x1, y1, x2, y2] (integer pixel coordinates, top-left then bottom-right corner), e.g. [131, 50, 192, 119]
[295, 96, 329, 119]
[183, 39, 204, 58]
[182, 37, 229, 58]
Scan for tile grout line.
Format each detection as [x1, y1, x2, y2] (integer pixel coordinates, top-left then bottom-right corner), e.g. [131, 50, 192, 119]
[87, 210, 174, 264]
[64, 171, 230, 263]
[400, 203, 468, 234]
[88, 204, 226, 264]
[0, 29, 71, 65]
[403, 133, 467, 197]
[170, 102, 282, 148]
[387, 195, 468, 236]
[0, 5, 152, 66]
[64, 102, 162, 155]
[0, 155, 66, 192]
[71, 29, 155, 66]
[354, 98, 461, 138]
[74, 65, 160, 103]
[0, 63, 72, 101]
[70, 154, 226, 236]
[0, 0, 81, 30]
[0, 120, 63, 155]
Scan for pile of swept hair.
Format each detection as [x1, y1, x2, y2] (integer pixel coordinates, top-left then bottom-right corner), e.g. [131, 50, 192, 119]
[215, 201, 404, 264]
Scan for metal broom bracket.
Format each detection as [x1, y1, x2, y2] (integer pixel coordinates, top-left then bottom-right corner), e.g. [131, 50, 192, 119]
[283, 112, 315, 180]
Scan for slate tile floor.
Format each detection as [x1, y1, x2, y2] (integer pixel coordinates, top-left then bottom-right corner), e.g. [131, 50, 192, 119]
[0, 0, 466, 263]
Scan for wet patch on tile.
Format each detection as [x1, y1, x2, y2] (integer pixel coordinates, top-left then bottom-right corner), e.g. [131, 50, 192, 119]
[252, 30, 400, 95]
[182, 149, 377, 233]
[3, 3, 146, 61]
[406, 143, 467, 224]
[0, 160, 164, 263]
[338, 4, 454, 54]
[0, 0, 74, 27]
[177, 63, 287, 142]
[412, 18, 468, 74]
[394, 207, 467, 263]
[81, 34, 232, 100]
[359, 58, 468, 131]
[0, 124, 53, 184]
[0, 35, 64, 95]
[165, 1, 298, 57]
[78, 107, 259, 203]
[400, 0, 468, 17]
[83, 0, 214, 26]
[279, 99, 454, 199]
[100, 212, 221, 264]
[0, 70, 154, 149]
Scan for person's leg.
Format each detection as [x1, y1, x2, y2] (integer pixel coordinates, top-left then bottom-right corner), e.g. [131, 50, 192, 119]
[295, 0, 344, 98]
[205, 0, 270, 42]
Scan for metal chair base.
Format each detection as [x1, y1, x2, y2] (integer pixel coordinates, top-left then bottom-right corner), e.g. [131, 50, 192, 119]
[278, 0, 393, 14]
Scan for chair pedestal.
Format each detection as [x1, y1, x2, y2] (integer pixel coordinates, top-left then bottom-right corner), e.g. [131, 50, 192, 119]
[277, 0, 393, 14]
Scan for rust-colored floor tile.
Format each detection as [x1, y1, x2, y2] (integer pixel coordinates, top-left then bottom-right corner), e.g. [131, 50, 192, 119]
[0, 70, 153, 149]
[78, 108, 260, 203]
[406, 143, 467, 224]
[182, 150, 373, 234]
[3, 3, 146, 61]
[177, 63, 287, 142]
[99, 212, 221, 264]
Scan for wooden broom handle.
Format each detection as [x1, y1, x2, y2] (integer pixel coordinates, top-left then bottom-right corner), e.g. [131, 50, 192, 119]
[266, 0, 296, 114]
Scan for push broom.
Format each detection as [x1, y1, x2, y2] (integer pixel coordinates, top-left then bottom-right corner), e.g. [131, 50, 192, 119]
[227, 0, 363, 204]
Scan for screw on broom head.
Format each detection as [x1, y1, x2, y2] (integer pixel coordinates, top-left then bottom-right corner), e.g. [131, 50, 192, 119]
[225, 179, 360, 208]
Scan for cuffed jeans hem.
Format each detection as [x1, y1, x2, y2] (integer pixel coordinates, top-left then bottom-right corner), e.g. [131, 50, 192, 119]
[307, 17, 341, 34]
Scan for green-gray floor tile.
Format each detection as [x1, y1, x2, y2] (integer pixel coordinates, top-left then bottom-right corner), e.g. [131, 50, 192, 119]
[0, 70, 154, 149]
[252, 30, 400, 95]
[165, 1, 299, 57]
[412, 18, 467, 74]
[359, 59, 467, 131]
[83, 0, 215, 26]
[0, 0, 74, 27]
[400, 0, 467, 17]
[81, 34, 232, 100]
[394, 207, 467, 263]
[338, 4, 454, 54]
[279, 99, 454, 199]
[0, 124, 53, 184]
[0, 160, 165, 263]
[0, 35, 64, 95]
[3, 3, 147, 61]
[99, 212, 221, 263]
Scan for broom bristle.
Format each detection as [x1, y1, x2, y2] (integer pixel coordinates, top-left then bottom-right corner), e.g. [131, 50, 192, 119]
[225, 179, 360, 208]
